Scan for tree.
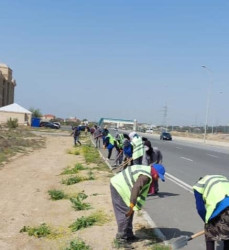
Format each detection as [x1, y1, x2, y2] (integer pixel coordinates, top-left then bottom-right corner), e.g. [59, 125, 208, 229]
[29, 108, 42, 118]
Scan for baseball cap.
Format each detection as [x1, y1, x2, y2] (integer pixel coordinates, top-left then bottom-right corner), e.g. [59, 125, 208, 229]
[152, 164, 165, 182]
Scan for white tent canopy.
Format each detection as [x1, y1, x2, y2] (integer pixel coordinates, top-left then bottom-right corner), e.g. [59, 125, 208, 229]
[0, 103, 31, 114]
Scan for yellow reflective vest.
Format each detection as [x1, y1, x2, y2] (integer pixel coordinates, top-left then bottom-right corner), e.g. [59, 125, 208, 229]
[131, 136, 144, 160]
[110, 165, 152, 210]
[193, 175, 229, 223]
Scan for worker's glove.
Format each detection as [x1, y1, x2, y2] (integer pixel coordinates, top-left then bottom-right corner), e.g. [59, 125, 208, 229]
[125, 203, 135, 217]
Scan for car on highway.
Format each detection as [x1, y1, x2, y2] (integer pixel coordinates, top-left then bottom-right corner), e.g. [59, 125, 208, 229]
[160, 132, 172, 141]
[145, 129, 153, 133]
[53, 122, 61, 128]
[40, 122, 59, 129]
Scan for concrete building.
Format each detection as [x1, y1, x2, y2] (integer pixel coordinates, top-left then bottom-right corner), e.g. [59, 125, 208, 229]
[0, 103, 32, 125]
[0, 63, 16, 107]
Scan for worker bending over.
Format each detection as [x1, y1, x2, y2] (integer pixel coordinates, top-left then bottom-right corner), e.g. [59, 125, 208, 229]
[193, 175, 229, 250]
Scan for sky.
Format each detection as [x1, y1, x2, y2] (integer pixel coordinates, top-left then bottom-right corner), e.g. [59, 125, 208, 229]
[0, 0, 229, 126]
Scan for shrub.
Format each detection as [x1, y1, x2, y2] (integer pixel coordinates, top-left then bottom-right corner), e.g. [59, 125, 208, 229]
[20, 223, 51, 238]
[6, 118, 18, 129]
[61, 164, 87, 175]
[62, 176, 84, 185]
[69, 211, 109, 232]
[48, 189, 66, 200]
[65, 239, 91, 250]
[70, 197, 91, 211]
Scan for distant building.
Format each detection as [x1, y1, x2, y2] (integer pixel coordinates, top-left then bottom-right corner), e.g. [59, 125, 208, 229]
[42, 114, 56, 121]
[0, 63, 16, 107]
[0, 103, 32, 125]
[66, 117, 80, 123]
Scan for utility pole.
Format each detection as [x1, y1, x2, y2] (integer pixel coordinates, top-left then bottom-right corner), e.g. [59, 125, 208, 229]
[162, 104, 168, 132]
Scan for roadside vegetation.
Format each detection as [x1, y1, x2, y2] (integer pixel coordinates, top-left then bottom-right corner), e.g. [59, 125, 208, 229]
[0, 126, 45, 166]
[69, 210, 109, 232]
[15, 131, 170, 249]
[20, 223, 51, 238]
[65, 239, 91, 250]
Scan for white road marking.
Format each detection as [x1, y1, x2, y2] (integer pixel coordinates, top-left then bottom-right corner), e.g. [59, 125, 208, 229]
[176, 146, 182, 149]
[165, 172, 194, 194]
[180, 156, 193, 162]
[207, 153, 219, 158]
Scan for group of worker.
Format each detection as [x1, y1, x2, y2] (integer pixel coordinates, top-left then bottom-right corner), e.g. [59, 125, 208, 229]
[92, 126, 229, 250]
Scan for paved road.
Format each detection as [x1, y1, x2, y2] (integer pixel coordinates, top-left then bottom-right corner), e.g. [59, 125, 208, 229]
[104, 130, 229, 249]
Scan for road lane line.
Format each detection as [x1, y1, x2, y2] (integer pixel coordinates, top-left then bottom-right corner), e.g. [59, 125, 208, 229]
[180, 156, 193, 162]
[165, 173, 194, 194]
[207, 153, 219, 158]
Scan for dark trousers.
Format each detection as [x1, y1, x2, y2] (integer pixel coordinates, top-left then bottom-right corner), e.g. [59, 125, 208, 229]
[74, 136, 81, 145]
[206, 240, 229, 250]
[95, 138, 101, 148]
[133, 156, 143, 165]
[110, 184, 134, 239]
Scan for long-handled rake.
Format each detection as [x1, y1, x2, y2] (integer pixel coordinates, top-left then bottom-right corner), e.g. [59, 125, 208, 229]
[112, 158, 132, 173]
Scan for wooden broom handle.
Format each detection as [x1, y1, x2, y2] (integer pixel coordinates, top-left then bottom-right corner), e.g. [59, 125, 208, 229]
[190, 230, 205, 240]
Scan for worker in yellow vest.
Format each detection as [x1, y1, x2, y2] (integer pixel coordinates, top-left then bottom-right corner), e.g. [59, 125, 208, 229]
[104, 132, 116, 160]
[129, 132, 144, 165]
[110, 164, 165, 247]
[193, 175, 229, 250]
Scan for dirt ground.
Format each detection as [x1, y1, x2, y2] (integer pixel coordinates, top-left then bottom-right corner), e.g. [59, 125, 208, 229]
[0, 132, 161, 250]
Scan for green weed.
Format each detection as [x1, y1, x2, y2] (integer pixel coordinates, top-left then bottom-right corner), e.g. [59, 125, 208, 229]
[113, 238, 123, 249]
[82, 145, 101, 164]
[20, 223, 51, 238]
[87, 170, 95, 180]
[7, 118, 18, 129]
[70, 197, 91, 211]
[65, 239, 91, 250]
[77, 192, 88, 200]
[62, 176, 84, 185]
[67, 149, 80, 155]
[48, 189, 66, 200]
[69, 210, 109, 232]
[61, 163, 87, 175]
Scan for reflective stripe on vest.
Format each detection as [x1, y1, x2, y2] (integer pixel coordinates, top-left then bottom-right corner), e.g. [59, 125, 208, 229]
[193, 175, 229, 222]
[110, 165, 152, 210]
[131, 137, 143, 160]
[106, 133, 115, 145]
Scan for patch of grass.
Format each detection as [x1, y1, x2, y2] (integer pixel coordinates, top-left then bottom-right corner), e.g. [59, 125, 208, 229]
[67, 149, 80, 155]
[48, 189, 66, 200]
[0, 128, 45, 166]
[69, 210, 110, 232]
[82, 144, 101, 164]
[77, 192, 88, 200]
[87, 170, 95, 180]
[81, 143, 110, 172]
[70, 191, 90, 210]
[61, 163, 87, 175]
[70, 197, 91, 211]
[65, 239, 91, 250]
[20, 223, 51, 238]
[62, 176, 84, 185]
[113, 238, 123, 249]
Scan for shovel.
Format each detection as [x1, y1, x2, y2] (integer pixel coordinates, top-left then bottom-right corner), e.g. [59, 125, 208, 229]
[170, 230, 205, 249]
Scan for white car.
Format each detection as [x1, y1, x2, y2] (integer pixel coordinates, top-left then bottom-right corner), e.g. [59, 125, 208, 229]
[145, 129, 153, 133]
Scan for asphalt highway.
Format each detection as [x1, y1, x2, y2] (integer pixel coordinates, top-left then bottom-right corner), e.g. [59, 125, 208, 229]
[107, 130, 229, 249]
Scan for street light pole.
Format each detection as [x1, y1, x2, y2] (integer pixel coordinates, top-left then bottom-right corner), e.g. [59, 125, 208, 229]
[201, 65, 214, 143]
